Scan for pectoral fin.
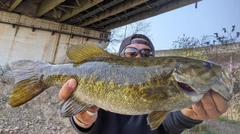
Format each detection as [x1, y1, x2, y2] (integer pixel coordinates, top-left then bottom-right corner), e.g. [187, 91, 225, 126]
[60, 94, 93, 117]
[147, 111, 169, 130]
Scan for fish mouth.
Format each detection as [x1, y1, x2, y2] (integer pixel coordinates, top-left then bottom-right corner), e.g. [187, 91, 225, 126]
[177, 82, 203, 102]
[172, 72, 204, 102]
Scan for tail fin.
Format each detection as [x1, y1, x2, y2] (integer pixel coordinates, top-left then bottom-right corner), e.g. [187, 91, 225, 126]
[9, 60, 49, 107]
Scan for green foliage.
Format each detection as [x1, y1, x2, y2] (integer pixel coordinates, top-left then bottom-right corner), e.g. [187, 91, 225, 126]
[219, 116, 240, 124]
[184, 124, 218, 134]
[171, 34, 208, 59]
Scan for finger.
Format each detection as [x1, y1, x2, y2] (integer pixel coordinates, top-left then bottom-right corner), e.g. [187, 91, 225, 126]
[181, 107, 198, 120]
[211, 91, 230, 114]
[86, 106, 99, 117]
[82, 106, 99, 117]
[192, 101, 208, 120]
[87, 106, 99, 113]
[201, 91, 220, 120]
[75, 108, 99, 125]
[59, 79, 77, 100]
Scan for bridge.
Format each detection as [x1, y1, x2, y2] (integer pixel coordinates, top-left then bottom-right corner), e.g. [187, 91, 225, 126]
[0, 0, 200, 66]
[0, 0, 200, 31]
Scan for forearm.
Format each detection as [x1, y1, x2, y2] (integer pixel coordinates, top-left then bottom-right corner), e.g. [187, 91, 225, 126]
[162, 110, 203, 134]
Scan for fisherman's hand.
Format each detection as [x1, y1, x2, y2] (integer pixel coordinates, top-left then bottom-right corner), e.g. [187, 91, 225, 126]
[181, 90, 230, 121]
[59, 79, 99, 129]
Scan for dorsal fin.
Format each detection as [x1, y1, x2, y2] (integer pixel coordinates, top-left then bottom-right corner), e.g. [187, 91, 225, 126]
[66, 44, 110, 63]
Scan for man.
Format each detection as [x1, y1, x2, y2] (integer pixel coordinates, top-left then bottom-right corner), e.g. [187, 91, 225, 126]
[59, 34, 230, 134]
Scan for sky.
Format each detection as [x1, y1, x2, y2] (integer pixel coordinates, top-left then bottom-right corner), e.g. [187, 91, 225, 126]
[109, 0, 240, 51]
[147, 0, 240, 50]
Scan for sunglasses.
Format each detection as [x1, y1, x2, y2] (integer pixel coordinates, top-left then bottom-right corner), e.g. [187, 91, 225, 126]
[120, 47, 153, 58]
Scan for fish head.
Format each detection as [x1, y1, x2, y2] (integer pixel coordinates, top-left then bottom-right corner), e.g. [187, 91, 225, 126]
[172, 57, 233, 102]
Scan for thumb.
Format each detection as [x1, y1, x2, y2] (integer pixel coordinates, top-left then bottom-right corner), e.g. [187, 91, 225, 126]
[59, 79, 77, 100]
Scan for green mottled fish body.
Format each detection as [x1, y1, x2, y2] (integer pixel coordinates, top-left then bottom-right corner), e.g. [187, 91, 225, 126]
[9, 44, 233, 130]
[42, 59, 190, 114]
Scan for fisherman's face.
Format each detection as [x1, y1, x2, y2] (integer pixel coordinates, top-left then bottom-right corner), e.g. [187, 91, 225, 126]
[124, 38, 152, 58]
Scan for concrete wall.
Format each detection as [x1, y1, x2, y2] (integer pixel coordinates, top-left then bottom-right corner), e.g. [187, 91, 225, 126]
[0, 11, 109, 67]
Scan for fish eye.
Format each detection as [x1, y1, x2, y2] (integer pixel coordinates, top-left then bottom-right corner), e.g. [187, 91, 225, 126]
[203, 61, 212, 69]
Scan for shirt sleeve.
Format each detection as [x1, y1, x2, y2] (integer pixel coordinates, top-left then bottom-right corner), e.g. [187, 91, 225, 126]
[162, 110, 203, 134]
[69, 116, 101, 134]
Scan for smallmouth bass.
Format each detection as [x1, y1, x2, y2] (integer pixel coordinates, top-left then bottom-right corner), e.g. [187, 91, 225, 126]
[8, 44, 233, 130]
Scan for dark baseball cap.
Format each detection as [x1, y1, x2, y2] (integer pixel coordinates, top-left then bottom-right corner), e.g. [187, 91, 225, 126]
[117, 34, 155, 57]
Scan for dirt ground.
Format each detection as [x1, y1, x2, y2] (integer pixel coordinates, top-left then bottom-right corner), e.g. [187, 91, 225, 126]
[0, 67, 76, 134]
[0, 66, 240, 134]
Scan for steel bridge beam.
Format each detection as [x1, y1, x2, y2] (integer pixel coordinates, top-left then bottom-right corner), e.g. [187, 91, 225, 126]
[36, 0, 65, 17]
[102, 0, 200, 31]
[80, 0, 148, 27]
[58, 0, 103, 22]
[7, 0, 22, 11]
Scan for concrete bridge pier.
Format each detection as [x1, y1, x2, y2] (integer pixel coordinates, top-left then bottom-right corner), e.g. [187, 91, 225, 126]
[0, 11, 109, 67]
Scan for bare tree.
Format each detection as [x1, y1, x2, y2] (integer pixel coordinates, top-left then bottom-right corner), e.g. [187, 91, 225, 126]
[172, 25, 239, 58]
[171, 34, 208, 59]
[106, 20, 151, 53]
[214, 25, 240, 51]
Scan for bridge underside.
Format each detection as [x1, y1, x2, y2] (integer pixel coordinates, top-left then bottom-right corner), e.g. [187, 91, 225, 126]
[0, 0, 200, 31]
